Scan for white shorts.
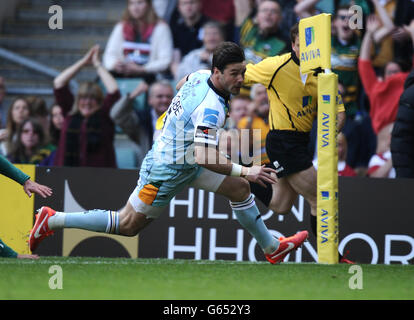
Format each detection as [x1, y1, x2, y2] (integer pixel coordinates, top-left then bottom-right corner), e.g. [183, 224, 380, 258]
[128, 167, 226, 219]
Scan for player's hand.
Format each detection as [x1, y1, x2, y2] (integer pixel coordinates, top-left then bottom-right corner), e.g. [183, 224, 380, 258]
[243, 165, 278, 188]
[23, 180, 53, 198]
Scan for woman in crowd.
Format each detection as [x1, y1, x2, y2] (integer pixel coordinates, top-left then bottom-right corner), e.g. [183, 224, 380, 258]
[103, 0, 173, 81]
[7, 118, 55, 165]
[0, 97, 31, 156]
[49, 103, 64, 148]
[53, 45, 120, 168]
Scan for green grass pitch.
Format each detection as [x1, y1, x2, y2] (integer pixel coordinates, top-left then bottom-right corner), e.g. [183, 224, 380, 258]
[0, 257, 413, 300]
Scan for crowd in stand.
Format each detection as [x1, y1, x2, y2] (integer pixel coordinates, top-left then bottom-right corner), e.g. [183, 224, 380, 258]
[0, 0, 413, 178]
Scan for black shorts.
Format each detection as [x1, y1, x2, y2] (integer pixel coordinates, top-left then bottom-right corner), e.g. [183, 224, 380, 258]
[266, 130, 313, 178]
[249, 162, 275, 207]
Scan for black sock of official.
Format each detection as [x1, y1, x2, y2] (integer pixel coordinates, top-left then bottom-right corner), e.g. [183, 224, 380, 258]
[248, 180, 273, 207]
[310, 214, 317, 236]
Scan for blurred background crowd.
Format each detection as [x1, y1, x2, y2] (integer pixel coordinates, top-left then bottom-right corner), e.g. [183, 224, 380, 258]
[0, 0, 413, 178]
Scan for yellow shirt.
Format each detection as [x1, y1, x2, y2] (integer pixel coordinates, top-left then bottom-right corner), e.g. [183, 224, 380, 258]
[237, 116, 270, 165]
[244, 52, 345, 132]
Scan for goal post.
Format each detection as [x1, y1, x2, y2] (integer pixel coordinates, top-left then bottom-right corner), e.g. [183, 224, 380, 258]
[299, 14, 339, 264]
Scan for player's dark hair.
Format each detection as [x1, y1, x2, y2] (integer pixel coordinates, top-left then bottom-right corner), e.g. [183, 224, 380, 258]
[290, 23, 299, 43]
[212, 42, 245, 73]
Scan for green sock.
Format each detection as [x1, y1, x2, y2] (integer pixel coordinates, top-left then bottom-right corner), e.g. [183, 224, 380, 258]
[0, 238, 18, 258]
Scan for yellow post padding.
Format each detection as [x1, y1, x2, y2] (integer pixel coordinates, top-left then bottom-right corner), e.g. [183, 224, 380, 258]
[0, 164, 35, 255]
[299, 14, 332, 74]
[317, 73, 339, 264]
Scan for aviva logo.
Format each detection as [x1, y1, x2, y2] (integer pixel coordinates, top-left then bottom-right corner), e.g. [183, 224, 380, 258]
[302, 96, 313, 108]
[322, 95, 330, 104]
[305, 27, 315, 47]
[321, 191, 329, 200]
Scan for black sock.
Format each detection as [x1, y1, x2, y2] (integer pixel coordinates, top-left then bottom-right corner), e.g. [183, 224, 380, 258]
[310, 214, 317, 236]
[249, 180, 272, 207]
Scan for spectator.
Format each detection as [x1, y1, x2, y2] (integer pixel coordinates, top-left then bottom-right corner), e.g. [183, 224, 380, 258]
[235, 0, 298, 44]
[369, 0, 403, 69]
[103, 0, 173, 81]
[175, 21, 225, 81]
[225, 95, 250, 129]
[0, 77, 6, 128]
[391, 65, 414, 178]
[234, 0, 255, 29]
[277, 0, 300, 39]
[367, 123, 395, 178]
[169, 0, 210, 77]
[237, 0, 289, 96]
[336, 82, 376, 176]
[54, 45, 120, 168]
[26, 96, 50, 138]
[0, 97, 31, 157]
[294, 0, 321, 19]
[246, 81, 268, 115]
[393, 0, 414, 63]
[331, 5, 362, 117]
[152, 0, 177, 22]
[201, 0, 235, 40]
[49, 103, 64, 148]
[337, 132, 356, 177]
[238, 0, 289, 65]
[312, 132, 357, 177]
[358, 14, 410, 135]
[7, 118, 55, 165]
[331, 3, 373, 170]
[237, 83, 270, 166]
[362, 0, 412, 70]
[110, 80, 174, 161]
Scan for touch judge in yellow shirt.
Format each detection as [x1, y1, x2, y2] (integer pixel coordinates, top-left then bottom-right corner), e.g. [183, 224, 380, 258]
[244, 23, 349, 262]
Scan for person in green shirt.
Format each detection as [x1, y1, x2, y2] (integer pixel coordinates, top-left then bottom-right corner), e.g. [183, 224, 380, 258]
[0, 155, 52, 259]
[239, 0, 289, 65]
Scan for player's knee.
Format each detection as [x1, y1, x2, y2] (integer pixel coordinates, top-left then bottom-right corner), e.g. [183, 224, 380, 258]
[120, 220, 140, 237]
[230, 178, 250, 202]
[268, 194, 294, 214]
[119, 209, 143, 236]
[307, 196, 317, 212]
[123, 227, 139, 237]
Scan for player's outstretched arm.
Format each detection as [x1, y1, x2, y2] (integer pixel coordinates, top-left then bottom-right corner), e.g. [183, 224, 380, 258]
[194, 144, 277, 187]
[0, 155, 53, 198]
